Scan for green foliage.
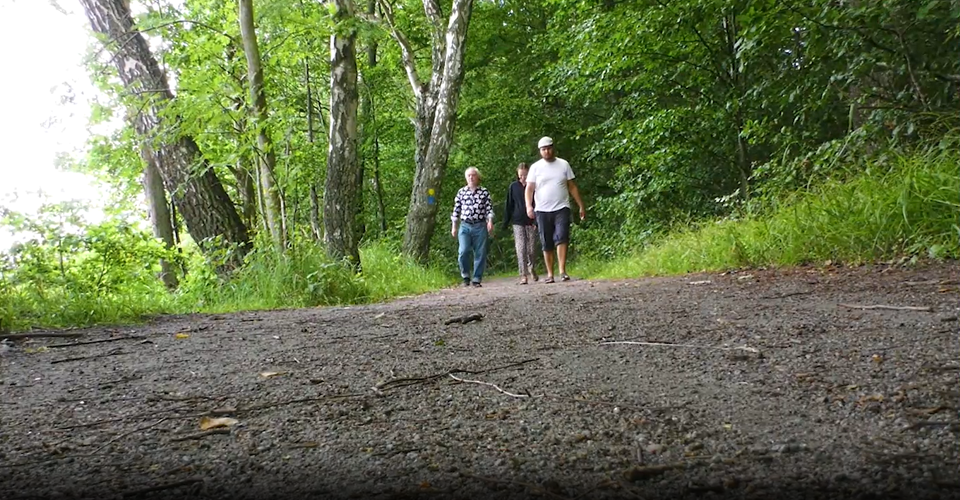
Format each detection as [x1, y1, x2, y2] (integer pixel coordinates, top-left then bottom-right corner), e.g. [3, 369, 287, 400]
[586, 142, 960, 279]
[10, 0, 956, 332]
[0, 202, 178, 331]
[165, 237, 454, 313]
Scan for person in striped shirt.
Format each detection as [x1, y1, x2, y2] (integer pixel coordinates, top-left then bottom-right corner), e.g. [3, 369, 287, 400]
[450, 167, 495, 287]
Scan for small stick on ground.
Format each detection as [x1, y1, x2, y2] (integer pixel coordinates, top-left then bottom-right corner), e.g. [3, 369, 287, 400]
[47, 336, 145, 348]
[760, 291, 813, 300]
[170, 428, 232, 442]
[444, 313, 483, 325]
[839, 303, 933, 312]
[904, 421, 960, 431]
[0, 332, 83, 341]
[374, 358, 540, 392]
[449, 373, 531, 398]
[92, 418, 168, 454]
[622, 462, 687, 481]
[237, 393, 367, 413]
[121, 478, 203, 498]
[459, 471, 570, 500]
[599, 340, 760, 354]
[51, 348, 128, 364]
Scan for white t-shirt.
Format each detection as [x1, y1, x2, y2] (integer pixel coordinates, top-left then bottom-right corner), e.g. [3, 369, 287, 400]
[528, 157, 575, 213]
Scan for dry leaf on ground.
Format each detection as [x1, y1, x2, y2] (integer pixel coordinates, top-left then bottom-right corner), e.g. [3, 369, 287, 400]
[199, 416, 239, 430]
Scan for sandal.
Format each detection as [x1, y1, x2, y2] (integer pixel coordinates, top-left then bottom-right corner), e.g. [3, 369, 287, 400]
[519, 277, 528, 285]
[544, 276, 555, 284]
[560, 273, 570, 282]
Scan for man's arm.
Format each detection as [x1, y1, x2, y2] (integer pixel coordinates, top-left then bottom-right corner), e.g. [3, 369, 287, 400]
[450, 190, 461, 238]
[502, 185, 513, 230]
[568, 180, 585, 221]
[483, 189, 495, 235]
[524, 181, 536, 219]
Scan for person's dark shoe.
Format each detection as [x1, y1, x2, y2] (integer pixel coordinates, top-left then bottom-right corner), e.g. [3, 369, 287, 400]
[544, 276, 555, 284]
[472, 281, 482, 288]
[462, 278, 471, 287]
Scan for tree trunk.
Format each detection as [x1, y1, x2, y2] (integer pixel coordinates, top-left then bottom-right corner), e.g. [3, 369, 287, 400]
[239, 0, 285, 249]
[231, 159, 258, 230]
[381, 0, 475, 264]
[79, 0, 250, 272]
[140, 147, 179, 290]
[301, 54, 323, 242]
[373, 127, 387, 234]
[361, 0, 386, 235]
[324, 0, 362, 271]
[722, 11, 750, 201]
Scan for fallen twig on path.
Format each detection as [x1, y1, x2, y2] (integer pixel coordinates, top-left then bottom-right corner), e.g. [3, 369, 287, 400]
[121, 478, 203, 498]
[599, 340, 760, 354]
[444, 313, 483, 325]
[236, 393, 367, 413]
[0, 332, 83, 341]
[47, 336, 145, 348]
[839, 303, 933, 312]
[760, 291, 813, 300]
[449, 374, 531, 398]
[92, 418, 168, 454]
[458, 471, 570, 500]
[50, 347, 128, 364]
[169, 428, 231, 442]
[57, 403, 204, 430]
[373, 358, 539, 392]
[904, 420, 959, 431]
[622, 462, 687, 481]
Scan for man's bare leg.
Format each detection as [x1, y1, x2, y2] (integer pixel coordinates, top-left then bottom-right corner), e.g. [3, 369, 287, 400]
[556, 243, 568, 276]
[543, 250, 556, 279]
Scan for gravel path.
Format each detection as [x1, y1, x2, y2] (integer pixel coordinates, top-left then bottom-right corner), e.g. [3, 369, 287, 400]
[1, 262, 958, 500]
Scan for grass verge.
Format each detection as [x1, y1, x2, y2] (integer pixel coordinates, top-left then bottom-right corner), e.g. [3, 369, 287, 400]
[582, 146, 959, 280]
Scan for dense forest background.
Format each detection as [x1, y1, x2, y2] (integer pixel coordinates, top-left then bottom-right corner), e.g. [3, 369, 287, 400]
[1, 0, 957, 332]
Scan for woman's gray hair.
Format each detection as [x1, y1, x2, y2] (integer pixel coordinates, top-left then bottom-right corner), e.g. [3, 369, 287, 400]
[464, 166, 481, 178]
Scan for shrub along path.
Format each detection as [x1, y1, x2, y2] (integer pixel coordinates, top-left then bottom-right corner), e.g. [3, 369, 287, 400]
[1, 261, 958, 500]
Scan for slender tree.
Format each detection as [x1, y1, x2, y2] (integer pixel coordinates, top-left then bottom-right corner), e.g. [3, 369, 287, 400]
[139, 148, 179, 290]
[239, 0, 286, 248]
[78, 0, 250, 271]
[379, 0, 475, 264]
[324, 0, 363, 270]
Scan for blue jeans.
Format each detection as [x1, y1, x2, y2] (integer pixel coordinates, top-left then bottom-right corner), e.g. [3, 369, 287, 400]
[458, 221, 488, 283]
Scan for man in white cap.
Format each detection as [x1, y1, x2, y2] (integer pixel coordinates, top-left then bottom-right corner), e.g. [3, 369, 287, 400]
[524, 136, 585, 283]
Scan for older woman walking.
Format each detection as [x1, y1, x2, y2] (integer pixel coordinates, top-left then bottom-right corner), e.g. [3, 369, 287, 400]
[450, 167, 495, 287]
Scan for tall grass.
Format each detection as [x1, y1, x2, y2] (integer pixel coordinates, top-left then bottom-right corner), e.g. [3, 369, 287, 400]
[0, 240, 453, 332]
[176, 240, 453, 314]
[587, 145, 959, 279]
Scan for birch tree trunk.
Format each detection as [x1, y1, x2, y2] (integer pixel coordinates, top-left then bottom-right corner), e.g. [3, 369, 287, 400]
[79, 0, 250, 271]
[380, 0, 474, 264]
[140, 147, 179, 290]
[239, 0, 286, 248]
[324, 0, 362, 270]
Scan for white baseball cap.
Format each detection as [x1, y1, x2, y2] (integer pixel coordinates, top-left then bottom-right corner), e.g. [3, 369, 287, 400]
[537, 136, 554, 148]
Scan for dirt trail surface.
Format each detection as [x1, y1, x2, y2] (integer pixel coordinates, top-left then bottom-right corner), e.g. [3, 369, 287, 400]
[2, 262, 959, 500]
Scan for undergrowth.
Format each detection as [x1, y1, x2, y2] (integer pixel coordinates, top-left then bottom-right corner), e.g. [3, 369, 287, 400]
[582, 143, 959, 279]
[2, 140, 956, 333]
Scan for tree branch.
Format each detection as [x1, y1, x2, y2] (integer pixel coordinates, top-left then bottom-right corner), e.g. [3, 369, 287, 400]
[422, 0, 446, 90]
[377, 0, 423, 100]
